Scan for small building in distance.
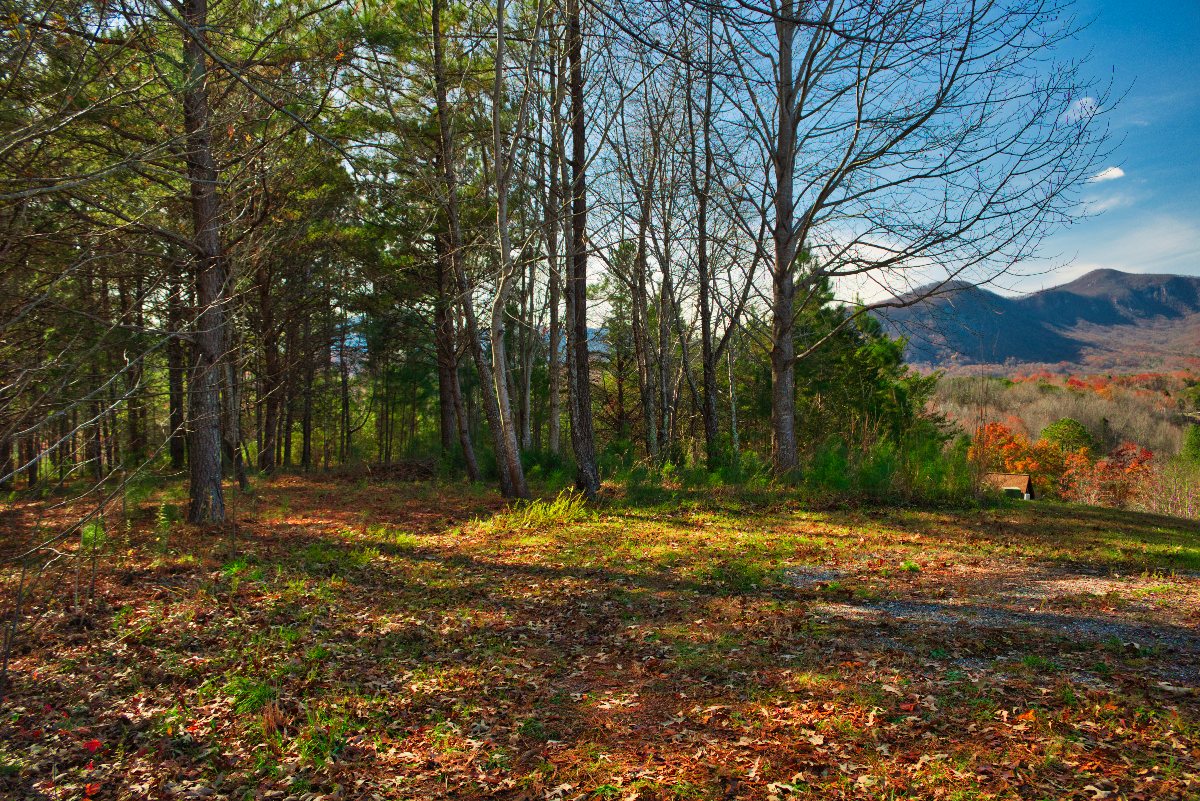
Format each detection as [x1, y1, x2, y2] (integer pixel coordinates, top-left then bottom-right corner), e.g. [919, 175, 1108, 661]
[983, 472, 1034, 500]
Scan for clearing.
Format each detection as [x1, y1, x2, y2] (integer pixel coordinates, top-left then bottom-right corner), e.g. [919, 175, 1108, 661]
[1, 477, 1198, 800]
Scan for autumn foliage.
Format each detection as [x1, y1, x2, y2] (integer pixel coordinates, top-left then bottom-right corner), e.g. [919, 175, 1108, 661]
[970, 422, 1153, 506]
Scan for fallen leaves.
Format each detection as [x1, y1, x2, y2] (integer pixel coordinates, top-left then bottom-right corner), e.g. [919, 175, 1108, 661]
[1, 477, 1197, 800]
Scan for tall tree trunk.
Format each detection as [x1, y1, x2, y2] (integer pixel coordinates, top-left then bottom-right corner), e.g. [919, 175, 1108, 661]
[181, 0, 226, 523]
[435, 234, 481, 480]
[338, 315, 351, 464]
[657, 246, 674, 461]
[565, 0, 599, 496]
[222, 336, 249, 490]
[544, 22, 565, 456]
[167, 268, 187, 470]
[0, 435, 11, 490]
[770, 11, 799, 474]
[432, 0, 518, 497]
[519, 251, 535, 451]
[489, 0, 530, 498]
[300, 315, 314, 469]
[257, 261, 281, 472]
[727, 343, 740, 464]
[631, 194, 658, 460]
[21, 434, 38, 489]
[690, 20, 720, 470]
[117, 277, 145, 460]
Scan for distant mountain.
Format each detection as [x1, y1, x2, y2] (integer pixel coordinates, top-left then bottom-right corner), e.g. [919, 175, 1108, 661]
[877, 270, 1200, 372]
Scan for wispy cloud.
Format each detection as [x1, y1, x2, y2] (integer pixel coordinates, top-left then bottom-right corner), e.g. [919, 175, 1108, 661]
[1029, 214, 1200, 293]
[1083, 192, 1134, 214]
[1088, 166, 1126, 183]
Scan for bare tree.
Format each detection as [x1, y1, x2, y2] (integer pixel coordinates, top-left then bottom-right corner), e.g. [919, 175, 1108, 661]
[715, 0, 1108, 472]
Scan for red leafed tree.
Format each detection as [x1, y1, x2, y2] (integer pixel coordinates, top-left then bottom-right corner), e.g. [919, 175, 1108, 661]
[1060, 443, 1153, 507]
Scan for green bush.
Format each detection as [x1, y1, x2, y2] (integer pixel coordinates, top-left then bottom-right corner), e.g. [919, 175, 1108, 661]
[806, 440, 852, 493]
[1040, 417, 1098, 456]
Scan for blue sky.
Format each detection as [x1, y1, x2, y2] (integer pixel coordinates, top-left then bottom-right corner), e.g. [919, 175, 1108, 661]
[1006, 0, 1200, 293]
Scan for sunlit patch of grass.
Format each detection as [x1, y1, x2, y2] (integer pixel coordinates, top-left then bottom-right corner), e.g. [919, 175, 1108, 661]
[296, 541, 378, 574]
[703, 558, 768, 594]
[483, 490, 594, 532]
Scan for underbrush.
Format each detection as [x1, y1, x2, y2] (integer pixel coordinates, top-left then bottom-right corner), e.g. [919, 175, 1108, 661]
[610, 431, 979, 510]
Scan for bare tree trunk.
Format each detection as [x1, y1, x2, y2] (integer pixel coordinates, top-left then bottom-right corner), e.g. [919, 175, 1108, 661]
[770, 11, 799, 475]
[689, 19, 720, 470]
[338, 315, 351, 463]
[432, 0, 519, 497]
[181, 0, 225, 523]
[487, 0, 533, 498]
[631, 198, 658, 460]
[300, 315, 314, 470]
[544, 22, 565, 456]
[727, 343, 739, 464]
[435, 233, 481, 480]
[222, 337, 249, 490]
[117, 277, 145, 459]
[0, 436, 11, 490]
[545, 210, 562, 456]
[565, 0, 599, 496]
[21, 434, 37, 489]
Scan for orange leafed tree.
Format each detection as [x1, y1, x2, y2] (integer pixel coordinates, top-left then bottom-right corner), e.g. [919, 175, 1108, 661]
[969, 422, 1064, 494]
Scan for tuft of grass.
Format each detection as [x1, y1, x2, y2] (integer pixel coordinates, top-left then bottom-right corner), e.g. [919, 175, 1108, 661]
[1021, 654, 1060, 673]
[296, 705, 348, 765]
[226, 676, 277, 714]
[485, 490, 594, 531]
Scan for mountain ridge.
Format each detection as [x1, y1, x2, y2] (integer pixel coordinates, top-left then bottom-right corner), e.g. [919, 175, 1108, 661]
[877, 269, 1200, 371]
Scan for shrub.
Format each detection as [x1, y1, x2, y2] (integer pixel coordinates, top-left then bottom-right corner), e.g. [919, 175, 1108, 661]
[806, 440, 852, 493]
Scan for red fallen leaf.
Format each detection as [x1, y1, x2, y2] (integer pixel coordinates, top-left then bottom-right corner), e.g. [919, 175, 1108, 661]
[83, 738, 102, 753]
[85, 783, 101, 797]
[899, 703, 917, 712]
[86, 760, 94, 771]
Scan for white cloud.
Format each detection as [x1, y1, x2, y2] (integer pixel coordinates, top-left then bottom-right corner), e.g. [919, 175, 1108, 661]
[1088, 166, 1125, 183]
[1063, 96, 1099, 123]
